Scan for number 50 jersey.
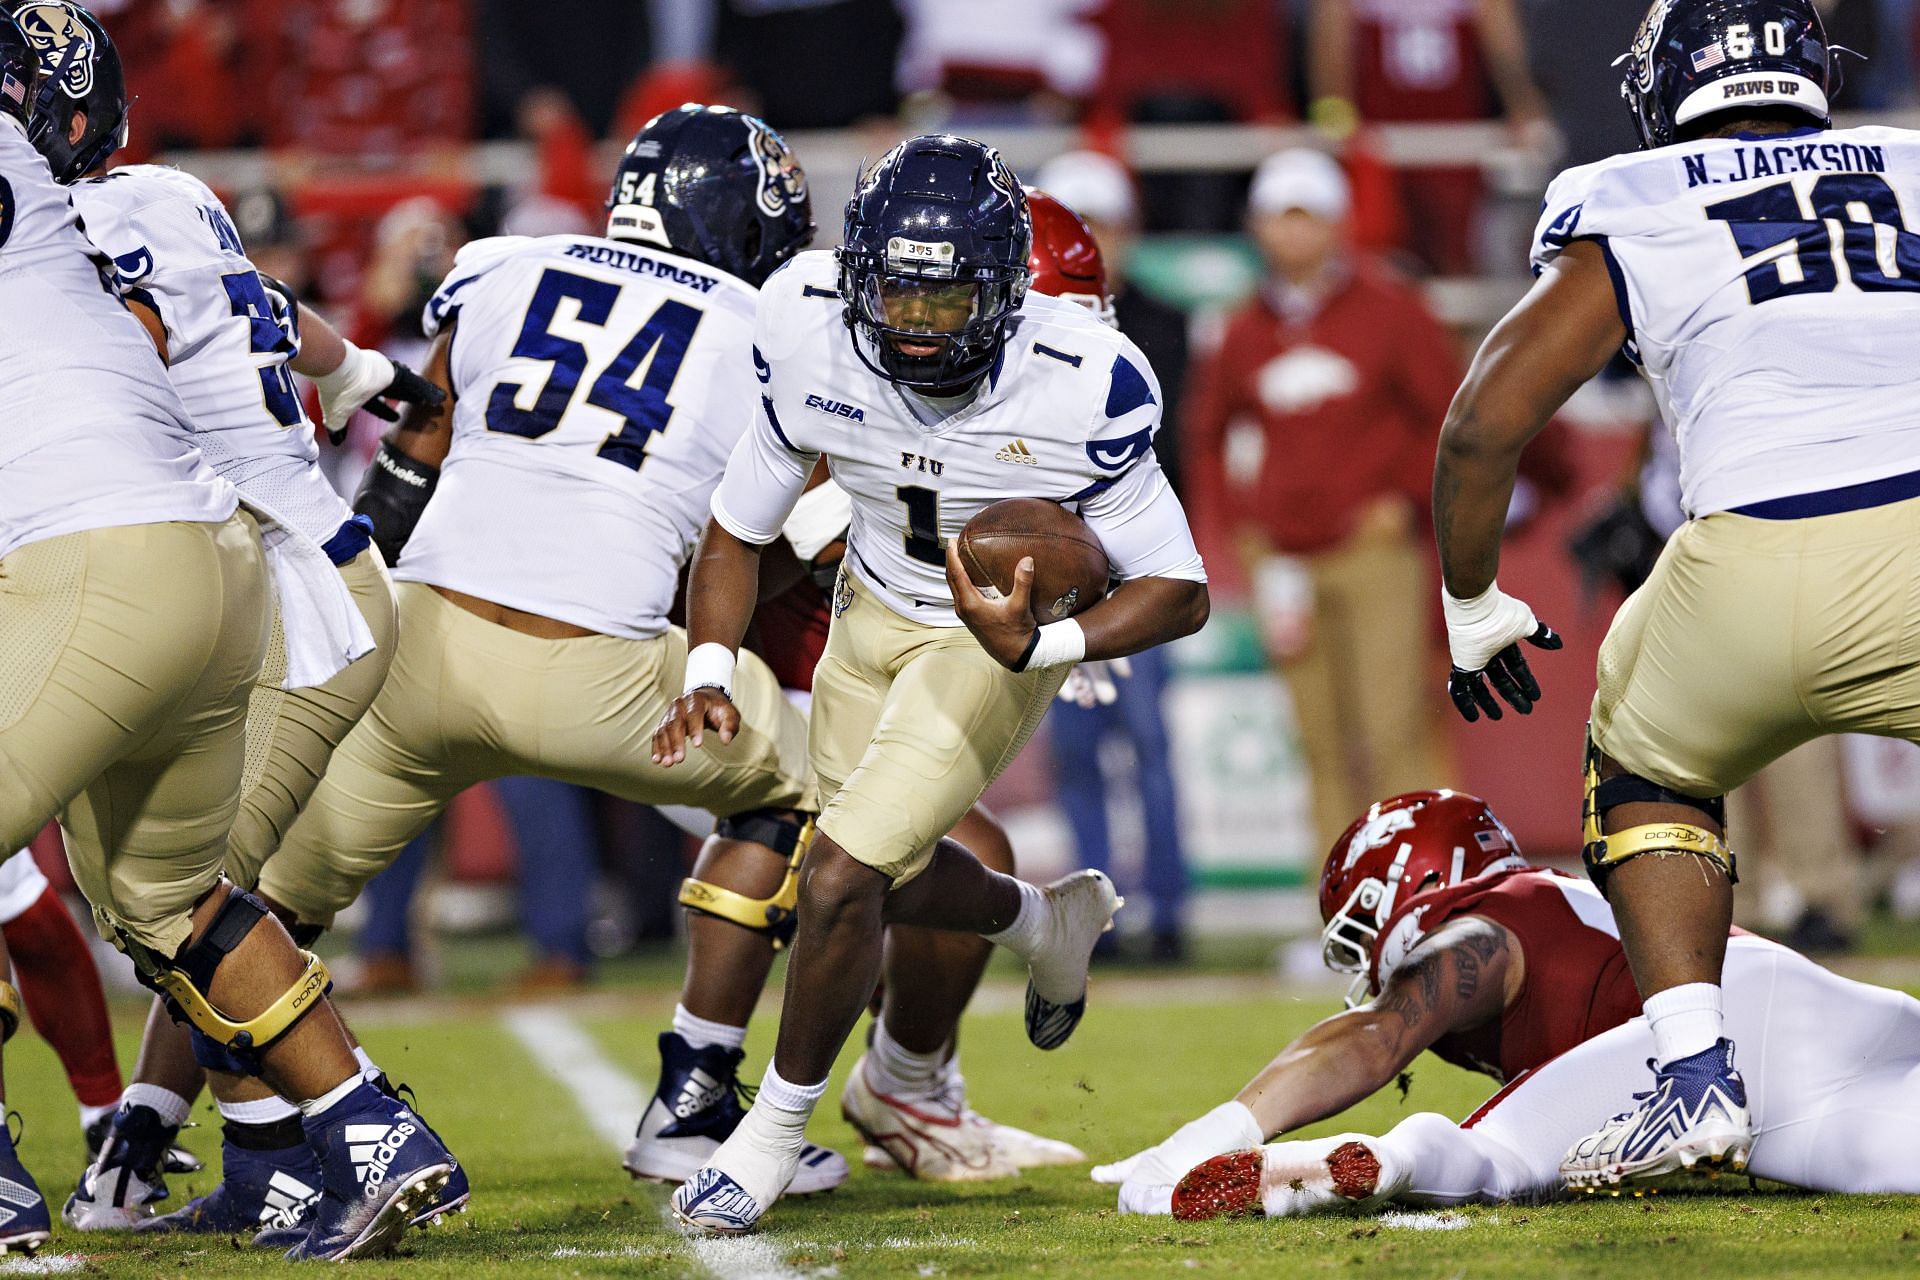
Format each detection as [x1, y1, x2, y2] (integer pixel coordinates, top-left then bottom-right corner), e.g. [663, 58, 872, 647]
[406, 234, 760, 638]
[1533, 125, 1920, 519]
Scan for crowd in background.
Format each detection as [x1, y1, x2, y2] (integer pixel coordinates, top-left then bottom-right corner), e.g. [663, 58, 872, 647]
[32, 0, 1920, 991]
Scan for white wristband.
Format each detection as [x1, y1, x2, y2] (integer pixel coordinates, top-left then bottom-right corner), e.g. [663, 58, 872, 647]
[683, 642, 736, 698]
[1024, 618, 1087, 671]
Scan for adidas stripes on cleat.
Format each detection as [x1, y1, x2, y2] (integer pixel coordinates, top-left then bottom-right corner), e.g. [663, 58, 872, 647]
[1562, 1039, 1753, 1191]
[626, 1032, 847, 1195]
[134, 1121, 321, 1236]
[283, 1081, 453, 1261]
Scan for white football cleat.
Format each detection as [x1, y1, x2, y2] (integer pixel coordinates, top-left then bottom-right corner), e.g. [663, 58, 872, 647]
[980, 1116, 1086, 1169]
[670, 1107, 801, 1237]
[843, 1056, 1018, 1182]
[1021, 871, 1121, 1050]
[626, 1033, 847, 1195]
[1562, 1040, 1752, 1192]
[1169, 1134, 1406, 1221]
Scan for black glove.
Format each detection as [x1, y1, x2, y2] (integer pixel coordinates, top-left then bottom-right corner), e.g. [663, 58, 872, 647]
[1447, 625, 1563, 723]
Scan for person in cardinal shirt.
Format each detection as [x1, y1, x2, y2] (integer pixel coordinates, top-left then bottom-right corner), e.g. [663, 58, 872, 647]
[1183, 149, 1460, 856]
[1094, 790, 1920, 1217]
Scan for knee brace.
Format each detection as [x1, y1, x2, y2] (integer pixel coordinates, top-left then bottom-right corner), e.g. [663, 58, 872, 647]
[1581, 736, 1736, 896]
[678, 811, 814, 948]
[121, 887, 332, 1076]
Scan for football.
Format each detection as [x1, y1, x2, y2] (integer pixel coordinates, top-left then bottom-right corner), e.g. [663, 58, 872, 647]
[957, 498, 1111, 626]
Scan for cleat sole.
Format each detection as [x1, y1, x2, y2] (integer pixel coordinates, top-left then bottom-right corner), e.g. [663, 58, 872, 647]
[330, 1165, 452, 1261]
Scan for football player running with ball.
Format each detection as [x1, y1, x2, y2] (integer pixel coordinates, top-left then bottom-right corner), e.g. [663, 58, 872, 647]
[1433, 0, 1920, 1190]
[627, 189, 1122, 1193]
[653, 136, 1208, 1235]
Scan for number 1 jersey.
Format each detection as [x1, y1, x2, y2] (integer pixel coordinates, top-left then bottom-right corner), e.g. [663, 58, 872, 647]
[406, 234, 759, 638]
[1533, 125, 1920, 518]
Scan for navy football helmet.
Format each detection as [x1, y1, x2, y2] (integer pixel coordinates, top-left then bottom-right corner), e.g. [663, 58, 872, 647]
[837, 134, 1031, 394]
[1620, 0, 1841, 149]
[606, 104, 813, 288]
[13, 2, 127, 182]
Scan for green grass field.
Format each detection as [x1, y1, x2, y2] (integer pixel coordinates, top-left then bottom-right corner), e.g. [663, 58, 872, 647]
[10, 947, 1920, 1278]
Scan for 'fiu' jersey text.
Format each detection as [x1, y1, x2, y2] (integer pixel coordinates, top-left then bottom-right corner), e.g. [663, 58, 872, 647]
[713, 251, 1204, 627]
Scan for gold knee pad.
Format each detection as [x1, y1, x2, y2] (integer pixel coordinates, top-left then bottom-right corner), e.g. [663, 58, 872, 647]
[149, 951, 331, 1055]
[0, 981, 19, 1043]
[1582, 735, 1735, 892]
[679, 814, 813, 948]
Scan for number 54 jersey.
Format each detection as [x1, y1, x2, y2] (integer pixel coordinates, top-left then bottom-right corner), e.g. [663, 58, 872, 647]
[713, 250, 1206, 627]
[1532, 125, 1920, 519]
[406, 234, 760, 638]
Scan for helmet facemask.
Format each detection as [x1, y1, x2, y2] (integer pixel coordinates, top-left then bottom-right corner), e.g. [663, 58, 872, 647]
[841, 237, 1027, 394]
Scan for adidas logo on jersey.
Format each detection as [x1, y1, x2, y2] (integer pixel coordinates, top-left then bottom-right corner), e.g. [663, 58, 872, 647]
[260, 1169, 320, 1228]
[670, 1067, 729, 1121]
[995, 439, 1038, 465]
[347, 1120, 419, 1200]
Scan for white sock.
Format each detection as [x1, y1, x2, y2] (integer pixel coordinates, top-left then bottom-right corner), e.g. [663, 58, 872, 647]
[353, 1046, 380, 1080]
[219, 1095, 302, 1126]
[756, 1063, 827, 1117]
[121, 1084, 191, 1128]
[673, 1003, 747, 1053]
[297, 1073, 365, 1120]
[77, 1102, 116, 1130]
[867, 1023, 944, 1097]
[1644, 982, 1724, 1067]
[983, 879, 1048, 960]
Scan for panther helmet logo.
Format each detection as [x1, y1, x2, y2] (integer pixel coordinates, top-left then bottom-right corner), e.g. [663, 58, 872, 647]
[16, 2, 95, 99]
[746, 117, 806, 219]
[1621, 0, 1676, 93]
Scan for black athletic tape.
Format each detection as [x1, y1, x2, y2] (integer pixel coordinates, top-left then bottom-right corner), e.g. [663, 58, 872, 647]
[716, 808, 805, 857]
[1592, 774, 1726, 826]
[178, 888, 269, 992]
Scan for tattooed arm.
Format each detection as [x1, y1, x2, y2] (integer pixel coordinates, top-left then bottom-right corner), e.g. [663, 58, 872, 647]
[1233, 917, 1520, 1138]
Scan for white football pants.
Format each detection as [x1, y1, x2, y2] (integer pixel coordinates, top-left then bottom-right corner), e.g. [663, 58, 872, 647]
[1377, 936, 1920, 1201]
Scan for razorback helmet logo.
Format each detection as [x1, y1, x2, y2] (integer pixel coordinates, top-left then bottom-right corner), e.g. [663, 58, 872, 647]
[748, 117, 807, 219]
[16, 2, 93, 98]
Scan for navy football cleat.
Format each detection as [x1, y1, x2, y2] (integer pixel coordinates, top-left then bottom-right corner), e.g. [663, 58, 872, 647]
[625, 1032, 846, 1194]
[85, 1113, 202, 1175]
[372, 1075, 469, 1225]
[134, 1124, 321, 1236]
[0, 1118, 50, 1254]
[282, 1081, 452, 1261]
[65, 1102, 174, 1229]
[1562, 1039, 1753, 1191]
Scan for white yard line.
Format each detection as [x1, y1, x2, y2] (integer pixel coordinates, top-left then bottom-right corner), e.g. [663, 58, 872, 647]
[500, 1003, 806, 1280]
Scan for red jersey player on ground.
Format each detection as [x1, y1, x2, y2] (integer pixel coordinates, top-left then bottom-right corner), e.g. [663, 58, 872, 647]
[1093, 790, 1920, 1216]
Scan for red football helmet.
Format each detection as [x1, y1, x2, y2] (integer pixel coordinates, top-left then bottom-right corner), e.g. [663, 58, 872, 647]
[1318, 790, 1527, 1006]
[1024, 186, 1114, 325]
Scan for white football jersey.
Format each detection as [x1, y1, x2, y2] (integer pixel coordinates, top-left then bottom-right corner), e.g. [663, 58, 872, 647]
[0, 118, 232, 562]
[1533, 125, 1920, 517]
[712, 251, 1205, 627]
[71, 164, 348, 544]
[402, 234, 761, 638]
